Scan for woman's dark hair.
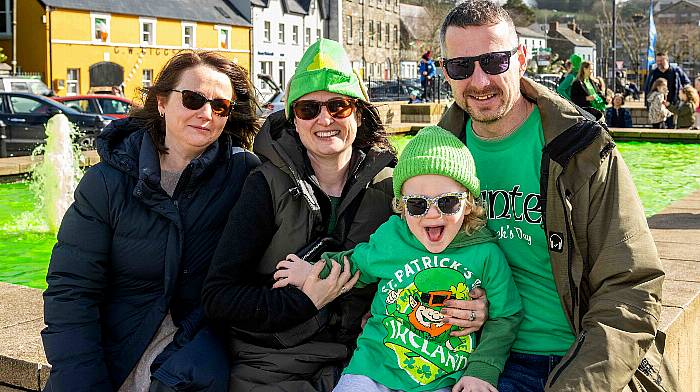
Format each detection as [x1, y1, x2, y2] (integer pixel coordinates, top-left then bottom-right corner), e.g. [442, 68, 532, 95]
[576, 61, 592, 81]
[130, 50, 259, 152]
[353, 100, 395, 154]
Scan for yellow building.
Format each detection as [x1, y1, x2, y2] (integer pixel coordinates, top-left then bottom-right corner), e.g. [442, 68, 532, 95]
[0, 0, 252, 100]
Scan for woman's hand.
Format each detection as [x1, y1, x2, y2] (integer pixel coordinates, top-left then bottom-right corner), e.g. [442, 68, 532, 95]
[441, 287, 489, 336]
[452, 376, 498, 392]
[301, 256, 359, 310]
[273, 254, 314, 289]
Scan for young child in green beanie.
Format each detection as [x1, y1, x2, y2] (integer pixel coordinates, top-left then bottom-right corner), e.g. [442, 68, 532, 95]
[274, 126, 523, 392]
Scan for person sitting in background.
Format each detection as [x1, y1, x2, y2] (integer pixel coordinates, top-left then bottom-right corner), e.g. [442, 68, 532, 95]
[605, 93, 633, 128]
[408, 90, 424, 104]
[694, 77, 700, 129]
[647, 77, 674, 129]
[669, 85, 699, 129]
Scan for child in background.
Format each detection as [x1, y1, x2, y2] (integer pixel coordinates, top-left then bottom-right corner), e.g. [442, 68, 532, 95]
[605, 93, 633, 128]
[274, 126, 523, 392]
[647, 77, 673, 128]
[670, 85, 699, 129]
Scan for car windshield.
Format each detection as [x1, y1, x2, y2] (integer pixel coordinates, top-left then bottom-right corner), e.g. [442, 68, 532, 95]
[98, 98, 130, 114]
[28, 81, 52, 96]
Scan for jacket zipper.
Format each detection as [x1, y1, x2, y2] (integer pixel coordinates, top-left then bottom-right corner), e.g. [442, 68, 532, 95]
[549, 330, 587, 387]
[556, 178, 578, 311]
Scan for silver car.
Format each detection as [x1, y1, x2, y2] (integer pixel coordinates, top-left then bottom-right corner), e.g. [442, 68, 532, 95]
[257, 74, 285, 119]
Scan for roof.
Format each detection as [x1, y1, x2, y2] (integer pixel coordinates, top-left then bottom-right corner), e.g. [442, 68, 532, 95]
[39, 0, 252, 26]
[516, 26, 546, 39]
[399, 4, 433, 41]
[658, 0, 700, 13]
[255, 0, 328, 17]
[552, 26, 595, 48]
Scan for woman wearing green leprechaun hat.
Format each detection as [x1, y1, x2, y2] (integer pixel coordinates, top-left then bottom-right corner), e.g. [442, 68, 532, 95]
[275, 125, 523, 392]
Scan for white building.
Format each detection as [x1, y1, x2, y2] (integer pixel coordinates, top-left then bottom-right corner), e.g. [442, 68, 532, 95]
[251, 0, 329, 99]
[516, 26, 547, 65]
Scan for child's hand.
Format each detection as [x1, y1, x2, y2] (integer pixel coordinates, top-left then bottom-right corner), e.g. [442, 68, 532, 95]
[452, 376, 498, 392]
[273, 254, 314, 289]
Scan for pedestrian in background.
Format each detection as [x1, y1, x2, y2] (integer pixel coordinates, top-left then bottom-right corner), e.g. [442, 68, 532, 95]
[644, 52, 691, 127]
[669, 85, 699, 129]
[419, 51, 436, 101]
[694, 76, 700, 129]
[605, 93, 633, 128]
[570, 61, 606, 116]
[647, 77, 673, 129]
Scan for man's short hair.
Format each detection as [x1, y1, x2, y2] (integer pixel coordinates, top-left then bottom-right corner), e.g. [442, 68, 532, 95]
[656, 51, 668, 58]
[439, 1, 516, 56]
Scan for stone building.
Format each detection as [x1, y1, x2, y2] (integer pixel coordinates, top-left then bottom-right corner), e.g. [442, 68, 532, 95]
[342, 0, 401, 80]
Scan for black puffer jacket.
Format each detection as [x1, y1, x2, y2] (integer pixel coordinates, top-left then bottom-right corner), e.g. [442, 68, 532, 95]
[41, 118, 260, 391]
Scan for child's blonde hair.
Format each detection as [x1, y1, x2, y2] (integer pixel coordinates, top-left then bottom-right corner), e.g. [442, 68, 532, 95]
[651, 77, 668, 93]
[681, 85, 699, 110]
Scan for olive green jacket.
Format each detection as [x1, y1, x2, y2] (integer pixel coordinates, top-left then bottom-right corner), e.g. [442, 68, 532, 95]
[438, 78, 678, 392]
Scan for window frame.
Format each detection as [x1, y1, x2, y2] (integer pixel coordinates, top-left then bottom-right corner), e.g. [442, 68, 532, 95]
[91, 13, 111, 43]
[216, 25, 233, 49]
[0, 0, 10, 37]
[182, 21, 196, 48]
[264, 21, 271, 42]
[139, 17, 157, 47]
[278, 23, 285, 44]
[66, 68, 80, 96]
[292, 25, 299, 45]
[142, 69, 154, 88]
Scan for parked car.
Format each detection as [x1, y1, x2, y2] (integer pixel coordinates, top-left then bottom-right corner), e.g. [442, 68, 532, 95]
[256, 74, 285, 119]
[53, 94, 133, 119]
[367, 78, 453, 102]
[0, 77, 54, 96]
[0, 92, 111, 157]
[529, 73, 561, 92]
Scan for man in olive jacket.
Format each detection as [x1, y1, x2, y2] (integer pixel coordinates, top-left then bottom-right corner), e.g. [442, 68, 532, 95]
[435, 2, 678, 391]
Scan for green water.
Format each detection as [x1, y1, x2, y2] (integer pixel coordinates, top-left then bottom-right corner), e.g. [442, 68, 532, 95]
[1, 141, 699, 289]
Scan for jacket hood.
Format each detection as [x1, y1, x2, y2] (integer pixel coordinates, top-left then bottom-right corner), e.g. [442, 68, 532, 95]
[96, 117, 234, 188]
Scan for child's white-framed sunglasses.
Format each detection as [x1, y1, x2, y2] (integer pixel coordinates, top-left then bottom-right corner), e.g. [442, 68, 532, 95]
[400, 191, 469, 217]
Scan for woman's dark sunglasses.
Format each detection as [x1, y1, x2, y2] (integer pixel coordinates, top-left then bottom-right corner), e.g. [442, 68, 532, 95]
[401, 192, 468, 217]
[292, 98, 357, 120]
[437, 48, 518, 80]
[169, 89, 235, 117]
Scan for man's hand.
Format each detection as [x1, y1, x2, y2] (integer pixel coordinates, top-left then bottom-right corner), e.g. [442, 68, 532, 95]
[441, 287, 489, 336]
[452, 376, 498, 392]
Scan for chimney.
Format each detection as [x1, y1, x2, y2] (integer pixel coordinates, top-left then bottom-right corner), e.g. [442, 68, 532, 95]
[575, 27, 582, 34]
[548, 21, 558, 34]
[567, 20, 576, 31]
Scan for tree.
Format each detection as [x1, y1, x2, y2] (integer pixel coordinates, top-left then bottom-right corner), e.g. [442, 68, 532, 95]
[504, 0, 536, 27]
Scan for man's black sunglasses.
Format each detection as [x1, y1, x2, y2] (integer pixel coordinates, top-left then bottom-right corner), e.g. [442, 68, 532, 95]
[437, 48, 518, 80]
[169, 89, 236, 117]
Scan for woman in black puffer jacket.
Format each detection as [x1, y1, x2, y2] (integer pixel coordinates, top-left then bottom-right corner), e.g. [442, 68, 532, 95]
[42, 51, 259, 392]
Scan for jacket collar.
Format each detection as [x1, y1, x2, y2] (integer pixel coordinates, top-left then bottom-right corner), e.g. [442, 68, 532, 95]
[438, 77, 590, 145]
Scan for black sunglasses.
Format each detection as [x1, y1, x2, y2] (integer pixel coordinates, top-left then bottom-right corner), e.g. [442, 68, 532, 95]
[169, 89, 235, 117]
[401, 192, 468, 217]
[419, 291, 452, 307]
[438, 48, 518, 80]
[292, 98, 357, 120]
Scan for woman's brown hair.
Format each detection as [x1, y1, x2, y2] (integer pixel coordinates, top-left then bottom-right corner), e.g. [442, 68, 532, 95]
[130, 50, 259, 152]
[576, 61, 592, 81]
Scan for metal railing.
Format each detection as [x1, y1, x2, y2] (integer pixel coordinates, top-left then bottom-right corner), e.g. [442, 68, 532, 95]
[365, 74, 452, 103]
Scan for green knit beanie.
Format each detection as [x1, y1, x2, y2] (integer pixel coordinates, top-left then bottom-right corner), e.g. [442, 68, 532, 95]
[569, 54, 582, 72]
[393, 126, 480, 200]
[286, 39, 368, 117]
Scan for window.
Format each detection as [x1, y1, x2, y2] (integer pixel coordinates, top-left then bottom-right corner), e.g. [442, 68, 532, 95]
[393, 25, 398, 45]
[317, 28, 321, 40]
[98, 98, 130, 116]
[345, 16, 353, 44]
[292, 25, 299, 45]
[305, 28, 311, 46]
[140, 18, 156, 46]
[278, 23, 285, 43]
[67, 68, 80, 96]
[358, 22, 364, 46]
[216, 25, 232, 49]
[182, 22, 196, 48]
[310, 0, 316, 14]
[142, 69, 153, 88]
[260, 61, 273, 86]
[91, 13, 110, 43]
[368, 21, 374, 47]
[264, 21, 271, 42]
[385, 23, 389, 46]
[9, 96, 49, 114]
[278, 61, 286, 88]
[63, 99, 91, 113]
[377, 21, 382, 45]
[0, 0, 11, 36]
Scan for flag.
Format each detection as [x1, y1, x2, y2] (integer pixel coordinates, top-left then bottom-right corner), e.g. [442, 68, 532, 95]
[647, 0, 656, 69]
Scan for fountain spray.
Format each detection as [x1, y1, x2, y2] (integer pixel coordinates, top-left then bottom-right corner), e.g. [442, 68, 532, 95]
[30, 114, 84, 233]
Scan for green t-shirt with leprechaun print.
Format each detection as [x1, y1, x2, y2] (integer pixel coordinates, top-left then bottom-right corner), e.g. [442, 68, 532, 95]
[465, 107, 575, 356]
[320, 215, 522, 391]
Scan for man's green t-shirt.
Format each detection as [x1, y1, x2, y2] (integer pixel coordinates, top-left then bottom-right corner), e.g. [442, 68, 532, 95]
[466, 107, 575, 356]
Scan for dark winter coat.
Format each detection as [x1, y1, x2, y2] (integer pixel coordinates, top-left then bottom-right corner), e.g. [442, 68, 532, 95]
[605, 107, 633, 128]
[41, 117, 260, 391]
[202, 110, 396, 391]
[644, 65, 691, 105]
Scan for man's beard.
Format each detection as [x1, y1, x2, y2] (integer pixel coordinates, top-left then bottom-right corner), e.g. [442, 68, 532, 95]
[460, 87, 508, 124]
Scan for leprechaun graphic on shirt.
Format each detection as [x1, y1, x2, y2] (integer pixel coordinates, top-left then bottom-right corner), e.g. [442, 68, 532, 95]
[317, 216, 522, 392]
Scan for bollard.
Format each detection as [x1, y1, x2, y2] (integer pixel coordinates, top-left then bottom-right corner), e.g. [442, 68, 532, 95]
[0, 120, 6, 158]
